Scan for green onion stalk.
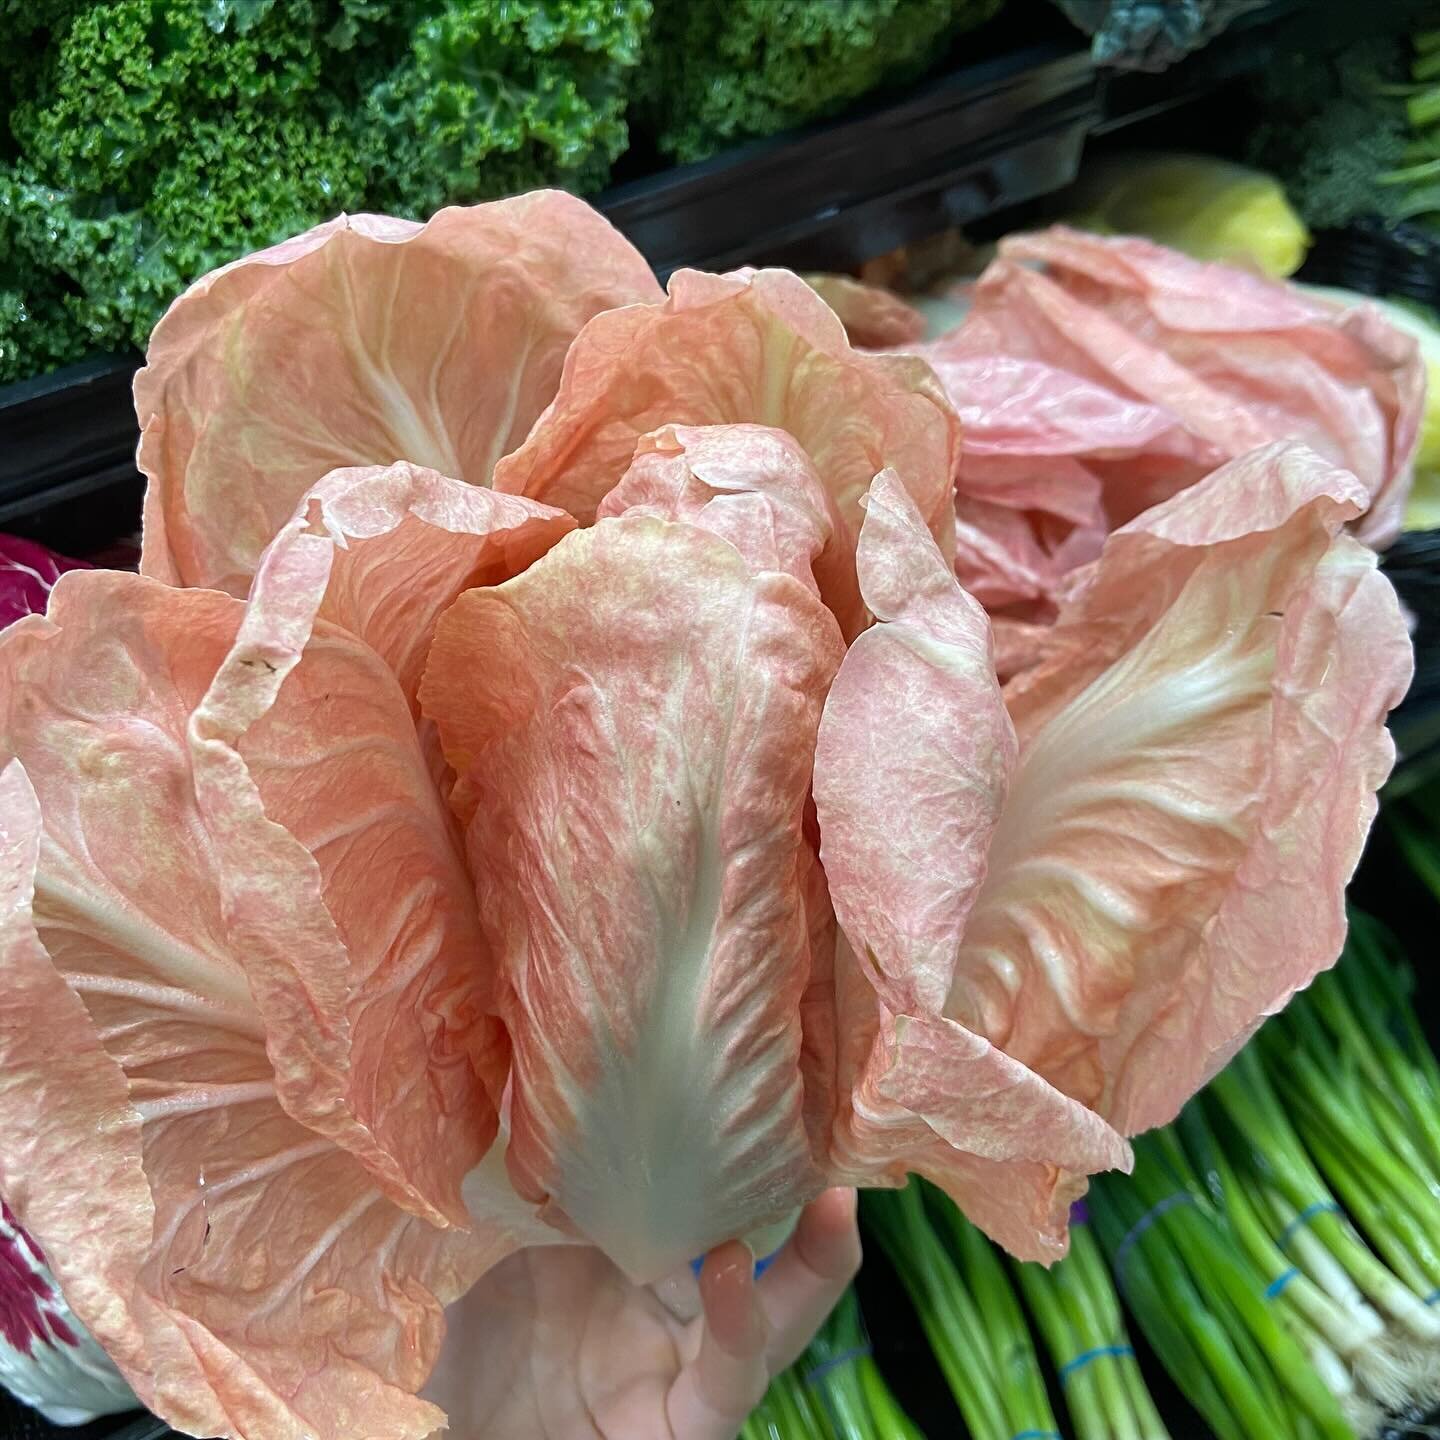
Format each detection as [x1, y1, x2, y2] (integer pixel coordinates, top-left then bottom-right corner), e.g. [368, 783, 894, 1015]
[1372, 26, 1440, 220]
[1010, 1203, 1169, 1440]
[1207, 1040, 1439, 1347]
[1258, 923, 1440, 1412]
[742, 1361, 829, 1440]
[1179, 1100, 1391, 1433]
[800, 1287, 924, 1440]
[1196, 911, 1440, 1424]
[1090, 1131, 1358, 1440]
[742, 1286, 923, 1440]
[862, 1180, 1061, 1440]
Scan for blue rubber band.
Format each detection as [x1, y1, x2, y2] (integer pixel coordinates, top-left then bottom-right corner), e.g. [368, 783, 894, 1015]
[689, 1246, 782, 1280]
[1010, 1431, 1062, 1440]
[1059, 1344, 1134, 1384]
[1424, 1289, 1440, 1306]
[1112, 1192, 1195, 1283]
[1265, 1267, 1300, 1300]
[1277, 1201, 1340, 1251]
[804, 1343, 872, 1386]
[1069, 1199, 1090, 1227]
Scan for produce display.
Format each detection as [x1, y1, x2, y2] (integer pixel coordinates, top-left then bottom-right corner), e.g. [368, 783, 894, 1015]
[1250, 12, 1440, 233]
[1060, 153, 1312, 277]
[865, 1182, 1066, 1440]
[1, 4, 1438, 1440]
[889, 227, 1423, 644]
[635, 0, 1003, 164]
[0, 0, 651, 383]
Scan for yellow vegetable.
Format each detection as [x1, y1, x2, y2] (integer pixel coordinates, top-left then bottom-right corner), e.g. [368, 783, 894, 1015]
[1065, 152, 1311, 278]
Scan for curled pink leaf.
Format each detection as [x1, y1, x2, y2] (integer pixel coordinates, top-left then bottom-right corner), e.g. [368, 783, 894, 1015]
[598, 423, 864, 634]
[817, 447, 1411, 1189]
[136, 192, 659, 594]
[990, 444, 1412, 1130]
[803, 273, 928, 348]
[186, 464, 572, 1226]
[980, 227, 1425, 548]
[0, 582, 515, 1440]
[421, 516, 845, 1281]
[825, 937, 1130, 1263]
[494, 267, 962, 570]
[813, 473, 1128, 1260]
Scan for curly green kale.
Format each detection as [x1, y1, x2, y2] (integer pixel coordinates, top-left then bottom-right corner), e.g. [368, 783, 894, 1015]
[0, 1, 369, 381]
[363, 0, 649, 217]
[634, 0, 1004, 166]
[1, 0, 650, 384]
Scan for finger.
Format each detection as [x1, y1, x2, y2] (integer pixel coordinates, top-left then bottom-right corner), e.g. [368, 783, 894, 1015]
[758, 1188, 862, 1372]
[665, 1241, 769, 1440]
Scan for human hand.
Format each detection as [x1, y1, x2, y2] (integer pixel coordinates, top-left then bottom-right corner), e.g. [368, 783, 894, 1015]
[423, 1188, 861, 1439]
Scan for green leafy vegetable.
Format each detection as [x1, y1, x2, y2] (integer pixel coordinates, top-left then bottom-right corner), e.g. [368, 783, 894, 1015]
[359, 0, 648, 217]
[1248, 10, 1440, 231]
[634, 0, 1001, 165]
[0, 0, 649, 383]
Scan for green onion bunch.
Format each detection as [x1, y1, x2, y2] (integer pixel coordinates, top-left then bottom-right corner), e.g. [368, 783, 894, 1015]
[1091, 1130, 1358, 1440]
[1012, 1209, 1169, 1440]
[1088, 907, 1440, 1439]
[742, 1286, 922, 1440]
[862, 1180, 1062, 1440]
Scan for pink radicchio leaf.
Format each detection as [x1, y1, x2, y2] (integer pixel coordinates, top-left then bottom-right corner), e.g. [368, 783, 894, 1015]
[597, 422, 863, 629]
[981, 227, 1425, 548]
[919, 333, 1210, 619]
[986, 443, 1412, 1131]
[824, 933, 1129, 1263]
[812, 472, 1129, 1262]
[136, 191, 660, 595]
[0, 589, 517, 1440]
[802, 274, 928, 349]
[420, 515, 846, 1282]
[817, 444, 1411, 1218]
[600, 428, 861, 1196]
[185, 463, 574, 1227]
[493, 266, 962, 635]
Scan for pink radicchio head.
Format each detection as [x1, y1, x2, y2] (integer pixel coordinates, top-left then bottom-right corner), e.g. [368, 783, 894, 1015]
[904, 227, 1426, 673]
[0, 190, 1414, 1440]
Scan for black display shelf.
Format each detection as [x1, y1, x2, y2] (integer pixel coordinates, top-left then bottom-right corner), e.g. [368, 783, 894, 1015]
[0, 352, 145, 555]
[599, 39, 1097, 279]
